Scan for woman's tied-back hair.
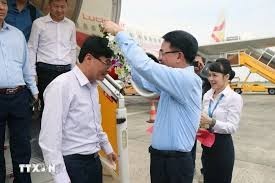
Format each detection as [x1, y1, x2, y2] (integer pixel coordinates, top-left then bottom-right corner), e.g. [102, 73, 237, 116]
[162, 30, 198, 64]
[209, 58, 235, 80]
[78, 36, 114, 63]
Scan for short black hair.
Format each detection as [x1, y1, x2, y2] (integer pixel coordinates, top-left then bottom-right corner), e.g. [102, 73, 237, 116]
[162, 30, 198, 64]
[196, 54, 206, 63]
[146, 53, 159, 63]
[209, 58, 235, 80]
[78, 36, 114, 63]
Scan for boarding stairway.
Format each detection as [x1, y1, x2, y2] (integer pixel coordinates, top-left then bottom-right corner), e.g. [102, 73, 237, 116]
[238, 48, 275, 84]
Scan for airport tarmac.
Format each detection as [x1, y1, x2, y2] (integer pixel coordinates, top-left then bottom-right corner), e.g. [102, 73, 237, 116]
[5, 94, 275, 183]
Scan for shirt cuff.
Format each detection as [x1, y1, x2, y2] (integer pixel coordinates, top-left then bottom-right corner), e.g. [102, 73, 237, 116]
[102, 142, 113, 155]
[53, 169, 70, 183]
[115, 31, 131, 46]
[29, 85, 39, 95]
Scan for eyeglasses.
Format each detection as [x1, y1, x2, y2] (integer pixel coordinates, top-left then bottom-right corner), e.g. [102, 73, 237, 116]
[97, 57, 113, 67]
[159, 50, 181, 57]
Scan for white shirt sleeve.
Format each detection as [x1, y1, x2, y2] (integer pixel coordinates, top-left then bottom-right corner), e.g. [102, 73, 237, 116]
[213, 93, 243, 134]
[70, 24, 77, 66]
[28, 20, 40, 76]
[98, 125, 113, 155]
[39, 81, 71, 183]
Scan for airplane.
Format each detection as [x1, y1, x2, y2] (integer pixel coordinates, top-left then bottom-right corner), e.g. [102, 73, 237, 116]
[198, 12, 275, 95]
[4, 1, 275, 182]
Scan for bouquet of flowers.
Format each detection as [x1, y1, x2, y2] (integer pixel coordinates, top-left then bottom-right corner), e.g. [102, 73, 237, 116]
[100, 25, 131, 85]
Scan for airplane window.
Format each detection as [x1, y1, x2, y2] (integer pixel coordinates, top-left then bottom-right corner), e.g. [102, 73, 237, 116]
[91, 25, 96, 31]
[83, 23, 88, 30]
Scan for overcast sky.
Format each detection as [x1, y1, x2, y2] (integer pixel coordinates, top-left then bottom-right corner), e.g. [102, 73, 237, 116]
[121, 0, 275, 45]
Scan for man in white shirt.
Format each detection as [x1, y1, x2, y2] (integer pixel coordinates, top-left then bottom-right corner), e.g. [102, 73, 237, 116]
[28, 0, 76, 113]
[39, 36, 117, 183]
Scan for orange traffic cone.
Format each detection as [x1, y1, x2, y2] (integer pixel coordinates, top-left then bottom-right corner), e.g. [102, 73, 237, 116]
[147, 100, 156, 123]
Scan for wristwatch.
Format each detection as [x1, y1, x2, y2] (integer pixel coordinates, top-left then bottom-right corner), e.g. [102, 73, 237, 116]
[210, 118, 216, 129]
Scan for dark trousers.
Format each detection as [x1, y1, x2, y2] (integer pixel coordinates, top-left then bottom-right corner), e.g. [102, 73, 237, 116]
[202, 134, 234, 183]
[149, 146, 194, 183]
[36, 63, 71, 112]
[63, 153, 102, 183]
[0, 88, 32, 183]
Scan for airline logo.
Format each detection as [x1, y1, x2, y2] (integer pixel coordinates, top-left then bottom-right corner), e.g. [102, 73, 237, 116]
[211, 16, 225, 42]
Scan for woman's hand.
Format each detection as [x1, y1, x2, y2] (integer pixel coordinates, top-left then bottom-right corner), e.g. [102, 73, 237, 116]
[200, 113, 212, 129]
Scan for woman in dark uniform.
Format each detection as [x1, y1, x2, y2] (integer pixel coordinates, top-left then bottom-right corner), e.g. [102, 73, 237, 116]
[200, 58, 243, 183]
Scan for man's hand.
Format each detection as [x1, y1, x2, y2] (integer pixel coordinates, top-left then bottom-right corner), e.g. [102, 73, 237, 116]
[33, 94, 38, 101]
[102, 21, 124, 36]
[107, 152, 117, 166]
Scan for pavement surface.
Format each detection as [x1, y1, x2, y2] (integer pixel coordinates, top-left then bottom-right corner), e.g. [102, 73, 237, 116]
[5, 93, 275, 183]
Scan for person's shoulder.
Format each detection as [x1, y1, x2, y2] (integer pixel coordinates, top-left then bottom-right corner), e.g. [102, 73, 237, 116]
[33, 15, 45, 23]
[64, 17, 75, 26]
[47, 71, 74, 90]
[228, 88, 243, 102]
[5, 23, 25, 38]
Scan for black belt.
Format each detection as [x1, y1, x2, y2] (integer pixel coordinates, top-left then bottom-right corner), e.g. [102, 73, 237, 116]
[0, 85, 26, 95]
[37, 62, 71, 72]
[63, 153, 99, 160]
[149, 146, 191, 157]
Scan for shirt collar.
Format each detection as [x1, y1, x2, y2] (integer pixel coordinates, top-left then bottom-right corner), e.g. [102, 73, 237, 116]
[44, 13, 66, 23]
[72, 66, 90, 87]
[209, 85, 231, 99]
[220, 85, 231, 97]
[1, 22, 10, 31]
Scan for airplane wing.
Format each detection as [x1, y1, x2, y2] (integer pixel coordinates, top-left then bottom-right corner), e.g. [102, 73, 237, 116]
[199, 37, 275, 55]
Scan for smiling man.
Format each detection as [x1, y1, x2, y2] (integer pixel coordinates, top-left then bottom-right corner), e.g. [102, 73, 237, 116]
[28, 0, 76, 114]
[39, 36, 117, 183]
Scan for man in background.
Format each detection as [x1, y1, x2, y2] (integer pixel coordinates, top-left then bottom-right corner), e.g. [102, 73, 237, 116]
[28, 0, 76, 113]
[5, 0, 41, 41]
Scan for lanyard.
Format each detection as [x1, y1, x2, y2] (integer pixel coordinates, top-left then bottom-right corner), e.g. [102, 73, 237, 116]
[208, 94, 224, 118]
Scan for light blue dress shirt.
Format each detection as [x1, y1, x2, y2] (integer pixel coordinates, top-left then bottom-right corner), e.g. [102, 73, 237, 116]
[0, 22, 38, 95]
[116, 32, 202, 152]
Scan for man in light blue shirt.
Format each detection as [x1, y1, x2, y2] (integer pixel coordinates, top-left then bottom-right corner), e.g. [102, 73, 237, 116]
[5, 0, 41, 41]
[0, 1, 38, 182]
[103, 21, 202, 183]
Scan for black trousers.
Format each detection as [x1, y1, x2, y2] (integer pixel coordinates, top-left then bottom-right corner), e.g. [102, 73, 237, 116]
[202, 134, 234, 183]
[149, 146, 194, 183]
[36, 63, 71, 112]
[64, 153, 102, 183]
[0, 88, 32, 183]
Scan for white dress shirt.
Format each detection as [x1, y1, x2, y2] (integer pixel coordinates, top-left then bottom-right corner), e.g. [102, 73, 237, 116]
[39, 66, 113, 183]
[28, 14, 76, 75]
[202, 85, 243, 134]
